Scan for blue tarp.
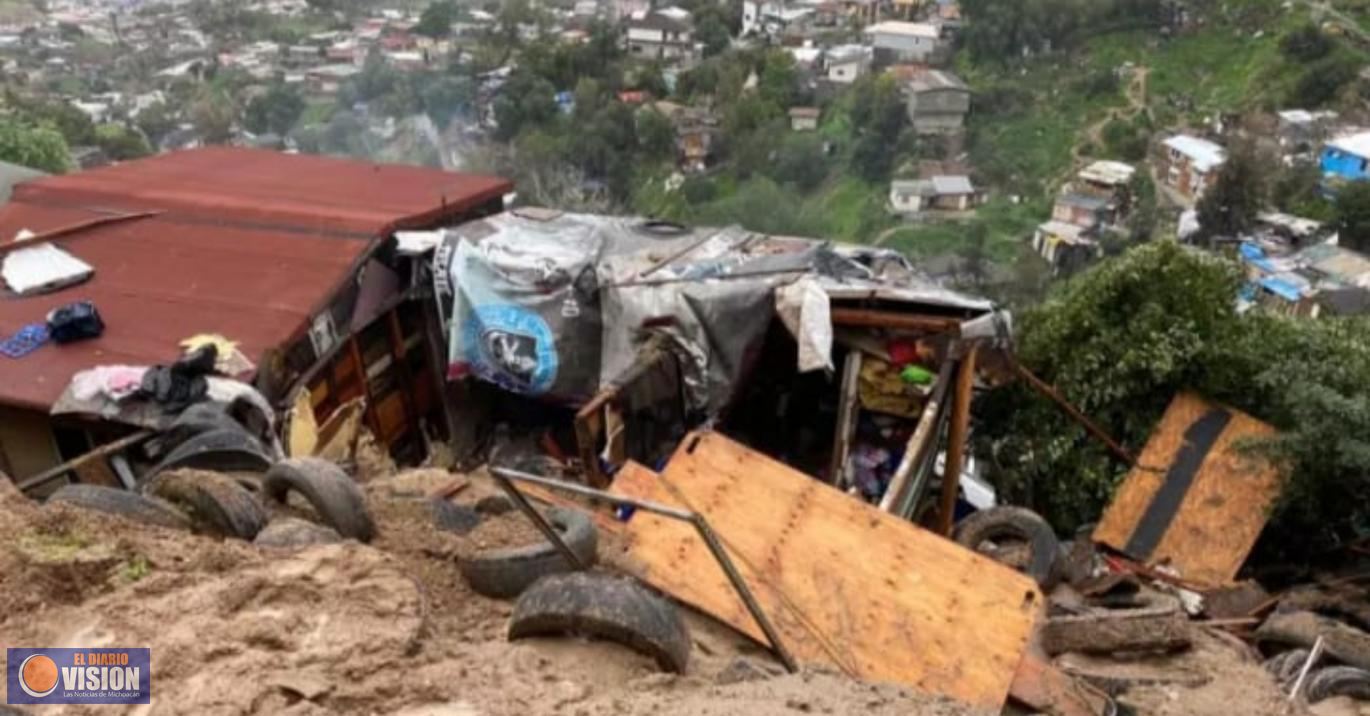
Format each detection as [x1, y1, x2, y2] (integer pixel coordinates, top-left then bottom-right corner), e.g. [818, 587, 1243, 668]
[1259, 275, 1303, 301]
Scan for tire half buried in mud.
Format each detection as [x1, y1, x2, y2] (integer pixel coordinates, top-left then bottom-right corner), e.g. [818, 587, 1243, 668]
[144, 469, 267, 540]
[954, 505, 1060, 587]
[509, 572, 691, 674]
[47, 484, 191, 531]
[262, 458, 375, 542]
[459, 507, 597, 598]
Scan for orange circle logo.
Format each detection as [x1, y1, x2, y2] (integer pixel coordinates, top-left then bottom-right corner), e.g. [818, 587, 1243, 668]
[19, 654, 59, 698]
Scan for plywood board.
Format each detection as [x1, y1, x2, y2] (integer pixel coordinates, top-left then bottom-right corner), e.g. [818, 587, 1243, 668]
[609, 432, 1042, 709]
[1093, 392, 1283, 587]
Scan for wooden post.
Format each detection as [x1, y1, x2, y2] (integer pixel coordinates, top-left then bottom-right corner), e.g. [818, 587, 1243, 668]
[1011, 356, 1135, 466]
[879, 359, 954, 514]
[826, 351, 863, 486]
[936, 342, 977, 536]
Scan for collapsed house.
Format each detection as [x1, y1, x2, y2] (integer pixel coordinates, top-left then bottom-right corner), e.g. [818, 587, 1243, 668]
[428, 208, 1009, 514]
[0, 148, 510, 493]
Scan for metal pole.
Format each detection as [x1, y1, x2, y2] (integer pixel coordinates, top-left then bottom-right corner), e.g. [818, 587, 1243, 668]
[489, 465, 800, 674]
[490, 472, 587, 570]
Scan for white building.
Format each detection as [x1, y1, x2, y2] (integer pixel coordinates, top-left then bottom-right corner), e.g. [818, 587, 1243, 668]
[863, 21, 940, 64]
[825, 44, 872, 84]
[626, 8, 699, 63]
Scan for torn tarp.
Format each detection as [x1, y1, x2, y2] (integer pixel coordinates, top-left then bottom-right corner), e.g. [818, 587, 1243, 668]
[435, 210, 1001, 414]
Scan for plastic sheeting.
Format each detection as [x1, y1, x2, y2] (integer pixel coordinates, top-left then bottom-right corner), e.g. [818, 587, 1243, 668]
[436, 210, 1003, 414]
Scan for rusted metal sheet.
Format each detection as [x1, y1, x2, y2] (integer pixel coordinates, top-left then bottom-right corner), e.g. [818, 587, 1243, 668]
[0, 148, 512, 412]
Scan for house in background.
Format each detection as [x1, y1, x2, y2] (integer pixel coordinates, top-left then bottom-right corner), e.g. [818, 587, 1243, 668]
[863, 21, 940, 66]
[904, 69, 970, 135]
[1277, 109, 1337, 155]
[789, 106, 820, 131]
[625, 8, 699, 65]
[1032, 221, 1100, 276]
[1320, 130, 1370, 187]
[888, 174, 975, 216]
[824, 44, 871, 85]
[1161, 134, 1226, 202]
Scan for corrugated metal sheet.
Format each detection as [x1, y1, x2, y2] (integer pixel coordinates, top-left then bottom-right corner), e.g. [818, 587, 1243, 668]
[0, 148, 511, 411]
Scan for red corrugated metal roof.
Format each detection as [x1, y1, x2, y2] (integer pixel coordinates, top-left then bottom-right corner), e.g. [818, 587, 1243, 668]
[0, 148, 511, 411]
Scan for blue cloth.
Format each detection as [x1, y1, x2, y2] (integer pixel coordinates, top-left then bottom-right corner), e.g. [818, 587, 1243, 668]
[0, 322, 50, 358]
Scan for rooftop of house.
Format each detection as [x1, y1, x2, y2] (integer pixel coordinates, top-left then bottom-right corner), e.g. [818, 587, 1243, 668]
[907, 69, 968, 93]
[789, 106, 821, 118]
[1326, 130, 1370, 160]
[1038, 220, 1095, 243]
[1056, 193, 1113, 212]
[863, 20, 939, 38]
[0, 148, 510, 411]
[1164, 134, 1226, 171]
[1078, 160, 1137, 186]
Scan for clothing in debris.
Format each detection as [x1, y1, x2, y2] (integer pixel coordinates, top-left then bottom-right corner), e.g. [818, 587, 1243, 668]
[139, 344, 218, 411]
[0, 322, 49, 358]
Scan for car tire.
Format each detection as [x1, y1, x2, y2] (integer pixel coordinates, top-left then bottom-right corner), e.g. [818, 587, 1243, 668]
[954, 505, 1060, 587]
[262, 458, 375, 542]
[460, 507, 597, 598]
[1306, 665, 1370, 703]
[48, 484, 190, 530]
[509, 571, 690, 673]
[143, 469, 267, 540]
[149, 427, 272, 477]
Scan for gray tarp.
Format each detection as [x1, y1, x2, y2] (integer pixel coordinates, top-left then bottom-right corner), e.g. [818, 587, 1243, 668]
[436, 209, 1001, 414]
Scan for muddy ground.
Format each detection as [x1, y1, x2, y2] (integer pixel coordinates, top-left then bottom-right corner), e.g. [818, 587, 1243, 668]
[0, 468, 1322, 715]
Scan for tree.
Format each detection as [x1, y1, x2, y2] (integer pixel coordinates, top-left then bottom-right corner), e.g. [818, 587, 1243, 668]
[1289, 54, 1358, 107]
[244, 84, 305, 135]
[492, 71, 558, 141]
[635, 109, 676, 161]
[93, 123, 152, 160]
[415, 0, 459, 38]
[1281, 23, 1333, 62]
[636, 63, 669, 98]
[696, 12, 731, 57]
[189, 88, 236, 144]
[769, 132, 827, 192]
[0, 118, 71, 173]
[957, 222, 991, 287]
[135, 102, 179, 147]
[421, 75, 476, 127]
[1333, 181, 1370, 253]
[1196, 145, 1266, 241]
[976, 241, 1370, 560]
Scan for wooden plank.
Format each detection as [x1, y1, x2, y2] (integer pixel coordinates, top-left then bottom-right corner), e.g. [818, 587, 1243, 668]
[825, 351, 862, 486]
[609, 432, 1041, 709]
[878, 359, 954, 514]
[829, 308, 962, 334]
[1009, 653, 1113, 716]
[937, 343, 977, 535]
[1093, 392, 1283, 587]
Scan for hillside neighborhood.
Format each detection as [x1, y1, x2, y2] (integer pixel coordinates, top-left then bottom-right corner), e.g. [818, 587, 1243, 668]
[4, 0, 1370, 714]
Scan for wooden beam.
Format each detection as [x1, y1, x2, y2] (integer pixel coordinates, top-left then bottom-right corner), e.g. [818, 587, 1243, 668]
[879, 359, 955, 514]
[830, 308, 962, 334]
[937, 342, 978, 536]
[17, 430, 155, 493]
[1012, 357, 1135, 466]
[825, 351, 863, 486]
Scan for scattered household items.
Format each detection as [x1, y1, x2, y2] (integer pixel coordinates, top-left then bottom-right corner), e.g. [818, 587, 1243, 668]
[46, 300, 103, 343]
[139, 344, 217, 411]
[1, 242, 93, 295]
[0, 322, 49, 358]
[180, 333, 255, 376]
[1093, 392, 1284, 587]
[508, 571, 691, 674]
